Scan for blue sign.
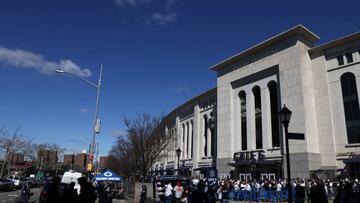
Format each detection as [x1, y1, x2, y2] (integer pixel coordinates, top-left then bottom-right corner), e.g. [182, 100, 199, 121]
[95, 169, 122, 182]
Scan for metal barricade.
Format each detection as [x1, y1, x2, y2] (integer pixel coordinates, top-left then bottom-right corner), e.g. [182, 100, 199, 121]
[228, 189, 298, 202]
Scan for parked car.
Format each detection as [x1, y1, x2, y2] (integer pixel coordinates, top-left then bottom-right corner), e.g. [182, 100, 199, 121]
[32, 178, 45, 188]
[0, 178, 15, 191]
[24, 177, 44, 188]
[7, 175, 27, 188]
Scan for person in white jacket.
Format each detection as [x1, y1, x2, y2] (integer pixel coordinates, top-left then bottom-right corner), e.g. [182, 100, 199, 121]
[173, 181, 184, 203]
[164, 182, 173, 203]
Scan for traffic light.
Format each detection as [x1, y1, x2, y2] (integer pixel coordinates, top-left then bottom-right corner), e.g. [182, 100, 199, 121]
[87, 163, 93, 171]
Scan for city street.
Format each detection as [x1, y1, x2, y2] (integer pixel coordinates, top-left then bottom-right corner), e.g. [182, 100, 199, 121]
[0, 188, 41, 203]
[0, 188, 132, 203]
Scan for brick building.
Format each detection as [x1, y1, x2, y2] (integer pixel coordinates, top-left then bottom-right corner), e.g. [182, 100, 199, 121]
[63, 153, 90, 171]
[38, 149, 58, 169]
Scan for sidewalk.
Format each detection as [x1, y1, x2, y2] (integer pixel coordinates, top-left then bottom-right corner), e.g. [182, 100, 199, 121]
[95, 194, 135, 203]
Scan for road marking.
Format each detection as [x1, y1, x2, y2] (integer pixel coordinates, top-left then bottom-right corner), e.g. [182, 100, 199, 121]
[8, 194, 18, 197]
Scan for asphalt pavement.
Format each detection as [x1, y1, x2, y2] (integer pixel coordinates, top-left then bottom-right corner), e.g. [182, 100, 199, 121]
[0, 188, 41, 203]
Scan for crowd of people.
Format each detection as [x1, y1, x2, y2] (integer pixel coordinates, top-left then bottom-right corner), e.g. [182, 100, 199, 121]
[154, 176, 360, 203]
[38, 176, 97, 203]
[19, 176, 122, 203]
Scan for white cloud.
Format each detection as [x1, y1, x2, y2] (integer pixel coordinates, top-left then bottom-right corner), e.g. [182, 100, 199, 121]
[0, 47, 92, 77]
[64, 148, 81, 154]
[150, 12, 177, 25]
[114, 0, 178, 25]
[80, 108, 89, 114]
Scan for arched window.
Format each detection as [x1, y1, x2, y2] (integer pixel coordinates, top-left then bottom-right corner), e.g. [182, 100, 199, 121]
[253, 86, 263, 149]
[341, 73, 360, 144]
[268, 81, 280, 147]
[203, 115, 208, 156]
[239, 91, 247, 150]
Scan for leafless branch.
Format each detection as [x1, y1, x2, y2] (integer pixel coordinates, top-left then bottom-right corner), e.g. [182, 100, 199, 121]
[109, 113, 175, 180]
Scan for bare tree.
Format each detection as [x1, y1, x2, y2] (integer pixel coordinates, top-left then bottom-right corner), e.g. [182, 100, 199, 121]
[109, 113, 175, 180]
[0, 126, 31, 177]
[23, 143, 38, 162]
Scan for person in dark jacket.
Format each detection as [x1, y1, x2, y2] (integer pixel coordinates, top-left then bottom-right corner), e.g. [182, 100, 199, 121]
[152, 177, 157, 200]
[190, 179, 204, 203]
[140, 184, 147, 203]
[45, 177, 61, 203]
[310, 181, 328, 203]
[61, 182, 78, 203]
[207, 181, 217, 203]
[78, 177, 97, 203]
[97, 183, 108, 203]
[21, 182, 31, 203]
[295, 182, 305, 203]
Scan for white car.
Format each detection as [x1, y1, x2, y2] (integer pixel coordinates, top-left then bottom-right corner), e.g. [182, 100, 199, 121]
[7, 175, 27, 188]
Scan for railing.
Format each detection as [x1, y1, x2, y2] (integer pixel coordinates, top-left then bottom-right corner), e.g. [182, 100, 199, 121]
[227, 188, 338, 202]
[228, 189, 294, 202]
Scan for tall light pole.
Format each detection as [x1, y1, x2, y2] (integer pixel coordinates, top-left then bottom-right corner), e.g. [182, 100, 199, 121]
[55, 65, 103, 172]
[94, 142, 99, 173]
[279, 104, 292, 203]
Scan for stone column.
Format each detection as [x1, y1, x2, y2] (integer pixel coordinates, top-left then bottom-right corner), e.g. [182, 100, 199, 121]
[246, 92, 256, 150]
[172, 129, 175, 161]
[357, 76, 360, 104]
[207, 117, 212, 157]
[193, 105, 200, 174]
[235, 93, 242, 151]
[184, 122, 188, 159]
[181, 123, 185, 158]
[261, 86, 272, 149]
[189, 121, 193, 158]
[175, 116, 181, 170]
[180, 124, 183, 159]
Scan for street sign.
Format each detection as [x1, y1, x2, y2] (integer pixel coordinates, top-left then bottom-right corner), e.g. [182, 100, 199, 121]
[95, 169, 122, 182]
[95, 119, 101, 133]
[288, 133, 305, 140]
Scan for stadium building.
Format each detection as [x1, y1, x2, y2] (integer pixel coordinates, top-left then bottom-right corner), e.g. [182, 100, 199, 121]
[152, 25, 360, 180]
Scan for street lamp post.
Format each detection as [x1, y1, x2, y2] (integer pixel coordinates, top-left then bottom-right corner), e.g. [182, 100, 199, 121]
[55, 65, 103, 172]
[250, 161, 257, 180]
[279, 104, 292, 203]
[176, 148, 181, 176]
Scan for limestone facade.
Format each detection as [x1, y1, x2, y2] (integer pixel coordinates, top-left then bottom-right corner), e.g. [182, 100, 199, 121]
[152, 25, 360, 179]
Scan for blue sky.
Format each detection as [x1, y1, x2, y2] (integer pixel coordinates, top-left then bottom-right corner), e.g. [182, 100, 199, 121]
[1, 0, 360, 157]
